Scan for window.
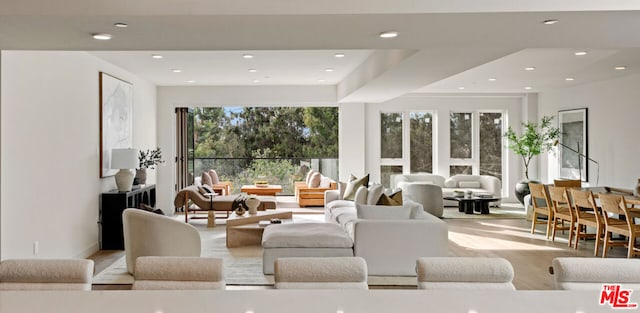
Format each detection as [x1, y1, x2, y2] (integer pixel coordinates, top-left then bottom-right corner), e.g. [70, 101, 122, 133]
[450, 112, 472, 159]
[410, 112, 433, 173]
[380, 111, 434, 188]
[479, 113, 503, 179]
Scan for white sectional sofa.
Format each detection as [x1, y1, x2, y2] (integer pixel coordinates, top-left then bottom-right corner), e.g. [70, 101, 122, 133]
[323, 185, 448, 276]
[391, 174, 502, 207]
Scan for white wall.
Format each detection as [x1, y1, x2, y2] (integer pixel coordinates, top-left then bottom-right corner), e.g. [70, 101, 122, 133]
[0, 51, 156, 259]
[156, 86, 336, 210]
[538, 74, 640, 189]
[365, 94, 525, 202]
[338, 103, 366, 181]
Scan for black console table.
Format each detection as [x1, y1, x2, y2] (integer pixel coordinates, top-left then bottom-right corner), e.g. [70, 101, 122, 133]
[99, 184, 156, 250]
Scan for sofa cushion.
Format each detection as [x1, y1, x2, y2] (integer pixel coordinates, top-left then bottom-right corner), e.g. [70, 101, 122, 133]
[326, 200, 355, 211]
[458, 181, 481, 188]
[319, 176, 332, 188]
[305, 170, 316, 185]
[354, 186, 368, 205]
[444, 179, 457, 188]
[404, 199, 431, 219]
[330, 207, 356, 224]
[377, 190, 403, 205]
[343, 174, 369, 201]
[356, 203, 411, 220]
[367, 184, 384, 205]
[262, 223, 353, 248]
[208, 170, 220, 185]
[309, 172, 322, 188]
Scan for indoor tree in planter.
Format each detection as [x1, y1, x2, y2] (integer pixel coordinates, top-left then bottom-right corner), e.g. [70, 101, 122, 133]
[504, 115, 560, 203]
[134, 148, 165, 185]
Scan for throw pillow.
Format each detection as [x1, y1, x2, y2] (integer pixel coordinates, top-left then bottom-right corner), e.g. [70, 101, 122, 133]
[354, 186, 369, 205]
[319, 176, 332, 188]
[366, 184, 384, 205]
[356, 203, 411, 220]
[444, 179, 457, 188]
[377, 190, 403, 206]
[343, 174, 370, 201]
[404, 199, 430, 219]
[208, 170, 220, 185]
[201, 171, 213, 186]
[458, 181, 481, 188]
[309, 172, 322, 188]
[305, 170, 317, 185]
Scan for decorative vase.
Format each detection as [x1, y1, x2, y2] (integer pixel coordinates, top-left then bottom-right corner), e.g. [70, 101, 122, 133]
[134, 169, 147, 185]
[235, 204, 246, 216]
[515, 179, 539, 204]
[245, 196, 261, 215]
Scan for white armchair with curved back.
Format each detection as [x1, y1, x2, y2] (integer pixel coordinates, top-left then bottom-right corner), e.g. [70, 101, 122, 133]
[123, 209, 201, 274]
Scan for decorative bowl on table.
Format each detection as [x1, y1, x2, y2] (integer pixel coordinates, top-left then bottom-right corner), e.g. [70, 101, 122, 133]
[255, 180, 269, 187]
[453, 190, 464, 197]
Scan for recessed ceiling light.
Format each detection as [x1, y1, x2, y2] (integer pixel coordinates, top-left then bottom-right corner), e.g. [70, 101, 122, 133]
[615, 66, 627, 70]
[574, 51, 588, 56]
[187, 80, 195, 83]
[565, 77, 575, 81]
[335, 53, 345, 58]
[114, 23, 128, 28]
[458, 87, 465, 90]
[524, 86, 533, 90]
[524, 67, 536, 71]
[379, 31, 399, 39]
[253, 79, 260, 83]
[171, 69, 182, 73]
[151, 54, 163, 59]
[242, 54, 254, 59]
[488, 78, 497, 82]
[317, 79, 326, 82]
[542, 19, 558, 25]
[325, 68, 334, 72]
[248, 69, 257, 73]
[92, 33, 112, 40]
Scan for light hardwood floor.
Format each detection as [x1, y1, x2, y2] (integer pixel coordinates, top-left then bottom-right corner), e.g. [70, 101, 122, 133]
[90, 213, 627, 290]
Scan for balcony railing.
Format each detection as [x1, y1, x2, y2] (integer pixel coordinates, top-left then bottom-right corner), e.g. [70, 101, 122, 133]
[190, 157, 339, 195]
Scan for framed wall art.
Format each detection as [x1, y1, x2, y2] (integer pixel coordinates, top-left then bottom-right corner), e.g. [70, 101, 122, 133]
[558, 108, 588, 181]
[100, 72, 133, 177]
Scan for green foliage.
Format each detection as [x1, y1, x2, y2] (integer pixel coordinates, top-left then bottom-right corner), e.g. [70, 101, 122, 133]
[504, 115, 560, 179]
[381, 113, 403, 158]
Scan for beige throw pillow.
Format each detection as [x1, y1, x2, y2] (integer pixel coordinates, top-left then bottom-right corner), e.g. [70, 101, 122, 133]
[343, 174, 370, 201]
[309, 172, 322, 188]
[208, 170, 220, 185]
[201, 172, 213, 186]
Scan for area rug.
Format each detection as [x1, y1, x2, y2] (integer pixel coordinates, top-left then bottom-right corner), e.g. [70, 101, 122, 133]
[93, 214, 416, 286]
[441, 204, 526, 219]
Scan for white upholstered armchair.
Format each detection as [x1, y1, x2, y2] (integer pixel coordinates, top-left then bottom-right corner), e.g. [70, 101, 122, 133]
[123, 209, 201, 274]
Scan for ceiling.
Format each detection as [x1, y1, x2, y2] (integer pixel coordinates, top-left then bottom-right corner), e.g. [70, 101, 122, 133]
[1, 1, 640, 102]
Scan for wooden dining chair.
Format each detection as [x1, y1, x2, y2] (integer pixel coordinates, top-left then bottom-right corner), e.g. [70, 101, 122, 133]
[599, 193, 640, 258]
[553, 179, 582, 189]
[529, 183, 553, 239]
[548, 186, 576, 246]
[570, 189, 604, 256]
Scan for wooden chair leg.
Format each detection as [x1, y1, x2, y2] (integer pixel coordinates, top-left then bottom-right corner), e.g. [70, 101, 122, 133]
[594, 226, 602, 257]
[602, 230, 611, 258]
[551, 217, 558, 242]
[567, 221, 575, 247]
[530, 212, 538, 234]
[628, 234, 636, 258]
[546, 215, 553, 239]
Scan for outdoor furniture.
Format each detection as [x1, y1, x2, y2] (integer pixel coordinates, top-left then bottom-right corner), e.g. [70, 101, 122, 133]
[241, 184, 283, 196]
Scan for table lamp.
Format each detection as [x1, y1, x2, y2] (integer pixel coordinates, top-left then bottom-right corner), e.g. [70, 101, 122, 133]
[111, 148, 139, 192]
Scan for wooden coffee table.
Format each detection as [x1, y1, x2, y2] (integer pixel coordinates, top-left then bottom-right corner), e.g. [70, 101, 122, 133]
[226, 210, 293, 248]
[240, 184, 283, 196]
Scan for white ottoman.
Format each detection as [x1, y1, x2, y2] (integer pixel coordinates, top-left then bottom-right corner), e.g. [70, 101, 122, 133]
[262, 223, 354, 274]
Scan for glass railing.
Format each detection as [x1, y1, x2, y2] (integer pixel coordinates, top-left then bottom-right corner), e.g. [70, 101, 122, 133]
[190, 157, 339, 195]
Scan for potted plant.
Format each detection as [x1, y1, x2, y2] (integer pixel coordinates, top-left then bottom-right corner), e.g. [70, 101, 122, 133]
[134, 148, 165, 185]
[504, 116, 560, 203]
